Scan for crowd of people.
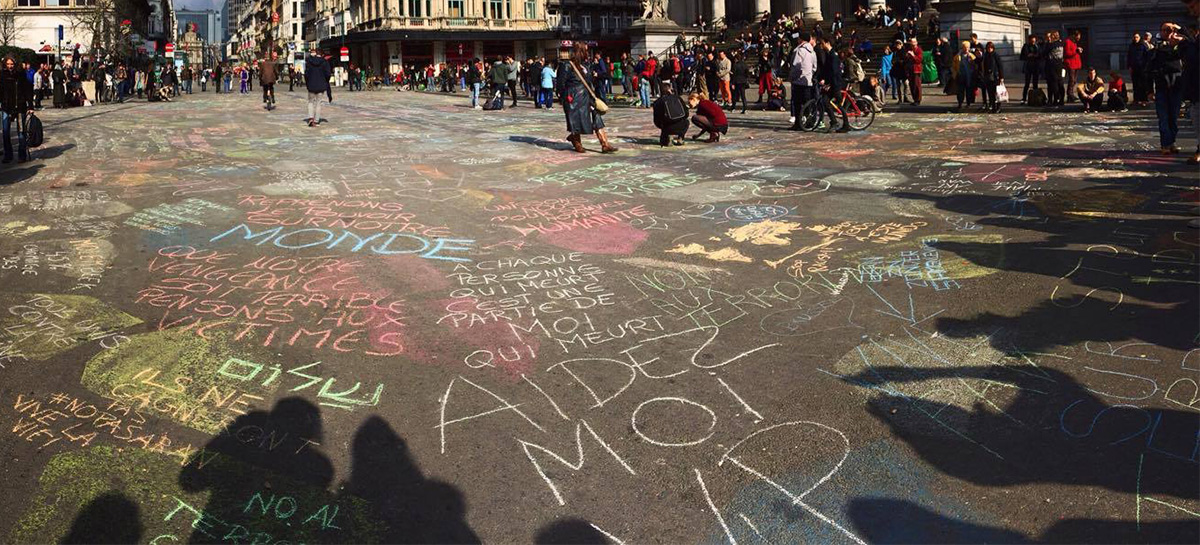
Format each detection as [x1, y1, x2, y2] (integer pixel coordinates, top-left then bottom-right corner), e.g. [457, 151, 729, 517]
[0, 0, 1195, 166]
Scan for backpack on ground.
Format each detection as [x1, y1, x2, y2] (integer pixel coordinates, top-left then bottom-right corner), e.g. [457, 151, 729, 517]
[25, 113, 43, 148]
[1027, 87, 1047, 107]
[663, 95, 687, 122]
[483, 89, 505, 110]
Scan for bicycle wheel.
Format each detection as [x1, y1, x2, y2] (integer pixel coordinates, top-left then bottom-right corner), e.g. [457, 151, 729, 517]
[847, 97, 877, 130]
[798, 99, 822, 131]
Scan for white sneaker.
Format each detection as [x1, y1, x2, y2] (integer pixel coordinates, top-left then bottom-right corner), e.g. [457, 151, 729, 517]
[474, 105, 482, 110]
[788, 116, 796, 124]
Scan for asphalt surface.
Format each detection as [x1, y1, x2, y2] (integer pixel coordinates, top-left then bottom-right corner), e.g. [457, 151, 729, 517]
[0, 87, 1197, 544]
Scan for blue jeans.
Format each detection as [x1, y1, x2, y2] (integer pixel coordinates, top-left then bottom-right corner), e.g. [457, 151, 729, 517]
[1155, 83, 1183, 148]
[471, 82, 482, 107]
[623, 75, 632, 97]
[539, 87, 553, 107]
[2, 112, 29, 161]
[639, 79, 651, 107]
[184, 80, 192, 94]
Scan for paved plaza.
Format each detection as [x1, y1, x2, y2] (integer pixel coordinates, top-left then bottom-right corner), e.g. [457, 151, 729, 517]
[0, 89, 1197, 543]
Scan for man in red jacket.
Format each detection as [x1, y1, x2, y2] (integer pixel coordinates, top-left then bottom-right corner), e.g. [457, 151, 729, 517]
[1064, 30, 1083, 102]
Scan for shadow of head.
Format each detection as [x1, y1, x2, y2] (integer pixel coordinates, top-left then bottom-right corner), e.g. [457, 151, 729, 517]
[534, 518, 611, 544]
[62, 492, 143, 545]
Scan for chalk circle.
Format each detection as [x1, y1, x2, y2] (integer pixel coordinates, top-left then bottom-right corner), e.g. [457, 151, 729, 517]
[725, 204, 791, 223]
[822, 169, 909, 190]
[631, 397, 716, 447]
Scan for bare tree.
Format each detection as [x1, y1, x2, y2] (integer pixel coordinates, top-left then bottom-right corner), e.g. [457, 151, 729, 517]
[66, 0, 149, 59]
[0, 7, 31, 48]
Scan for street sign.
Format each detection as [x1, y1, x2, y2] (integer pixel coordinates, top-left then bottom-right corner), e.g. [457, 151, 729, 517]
[165, 42, 174, 58]
[57, 25, 63, 41]
[340, 46, 349, 62]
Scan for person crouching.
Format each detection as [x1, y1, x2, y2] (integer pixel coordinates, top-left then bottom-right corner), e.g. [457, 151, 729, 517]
[687, 92, 728, 143]
[653, 83, 689, 147]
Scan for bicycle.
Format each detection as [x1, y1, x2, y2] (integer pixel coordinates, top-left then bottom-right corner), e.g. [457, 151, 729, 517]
[799, 86, 875, 132]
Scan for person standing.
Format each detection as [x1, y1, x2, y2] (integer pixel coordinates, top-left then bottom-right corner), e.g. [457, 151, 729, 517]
[214, 64, 223, 94]
[1020, 34, 1041, 103]
[1128, 33, 1149, 105]
[261, 52, 278, 110]
[539, 58, 556, 109]
[1044, 31, 1065, 107]
[0, 56, 34, 163]
[907, 37, 924, 105]
[952, 41, 976, 110]
[51, 63, 65, 108]
[716, 51, 732, 105]
[505, 55, 520, 107]
[1064, 30, 1083, 102]
[789, 32, 817, 130]
[182, 64, 193, 94]
[1149, 22, 1187, 155]
[305, 50, 331, 127]
[730, 51, 750, 114]
[1181, 17, 1199, 165]
[32, 64, 44, 109]
[621, 53, 635, 98]
[979, 41, 1004, 112]
[557, 42, 617, 153]
[467, 58, 483, 109]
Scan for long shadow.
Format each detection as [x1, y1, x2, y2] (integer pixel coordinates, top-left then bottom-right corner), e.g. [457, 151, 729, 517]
[837, 365, 1199, 542]
[509, 135, 573, 151]
[61, 492, 143, 544]
[534, 518, 610, 544]
[887, 190, 1198, 352]
[849, 498, 1198, 544]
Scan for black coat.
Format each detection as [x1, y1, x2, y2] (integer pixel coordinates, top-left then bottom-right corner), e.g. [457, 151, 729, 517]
[820, 52, 844, 91]
[731, 60, 750, 85]
[556, 61, 604, 134]
[305, 55, 331, 93]
[1020, 43, 1041, 74]
[653, 94, 689, 136]
[980, 51, 1004, 82]
[0, 68, 32, 114]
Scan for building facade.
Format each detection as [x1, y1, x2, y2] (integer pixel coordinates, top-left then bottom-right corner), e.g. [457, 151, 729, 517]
[3, 0, 174, 62]
[1030, 0, 1187, 70]
[319, 0, 554, 75]
[545, 0, 639, 51]
[176, 8, 221, 44]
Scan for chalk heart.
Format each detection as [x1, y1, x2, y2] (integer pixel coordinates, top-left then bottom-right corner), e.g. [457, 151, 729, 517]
[538, 222, 648, 255]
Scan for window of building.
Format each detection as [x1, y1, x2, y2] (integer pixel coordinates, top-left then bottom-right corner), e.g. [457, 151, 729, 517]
[524, 0, 534, 19]
[448, 0, 464, 17]
[76, 0, 96, 5]
[292, 2, 297, 18]
[488, 0, 503, 19]
[292, 22, 298, 36]
[17, 0, 41, 6]
[581, 14, 590, 32]
[599, 14, 606, 31]
[561, 14, 570, 28]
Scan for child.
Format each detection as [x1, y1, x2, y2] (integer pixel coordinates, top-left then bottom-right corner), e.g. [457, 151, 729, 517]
[653, 83, 689, 147]
[1107, 71, 1128, 112]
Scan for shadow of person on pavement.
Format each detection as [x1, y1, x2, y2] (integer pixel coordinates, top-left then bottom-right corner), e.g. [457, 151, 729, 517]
[178, 397, 335, 544]
[533, 518, 610, 544]
[339, 415, 481, 544]
[849, 497, 1200, 544]
[61, 491, 143, 545]
[837, 364, 1199, 542]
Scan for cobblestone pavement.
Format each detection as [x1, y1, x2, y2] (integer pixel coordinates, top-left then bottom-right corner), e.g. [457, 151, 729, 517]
[0, 89, 1197, 544]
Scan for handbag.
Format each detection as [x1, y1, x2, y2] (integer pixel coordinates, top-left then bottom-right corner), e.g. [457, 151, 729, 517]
[567, 60, 609, 115]
[996, 84, 1009, 103]
[25, 113, 43, 148]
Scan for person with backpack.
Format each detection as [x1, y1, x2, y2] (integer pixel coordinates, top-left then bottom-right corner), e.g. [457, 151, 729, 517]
[0, 55, 34, 163]
[1020, 34, 1042, 103]
[843, 48, 865, 93]
[653, 82, 689, 146]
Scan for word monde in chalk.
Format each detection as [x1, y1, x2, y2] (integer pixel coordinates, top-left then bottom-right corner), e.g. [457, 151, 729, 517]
[210, 225, 474, 262]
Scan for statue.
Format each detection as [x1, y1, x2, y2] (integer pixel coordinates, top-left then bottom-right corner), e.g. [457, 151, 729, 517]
[639, 0, 669, 21]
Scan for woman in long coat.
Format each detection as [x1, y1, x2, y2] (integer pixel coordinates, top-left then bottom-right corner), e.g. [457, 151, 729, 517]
[556, 42, 617, 153]
[51, 63, 65, 108]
